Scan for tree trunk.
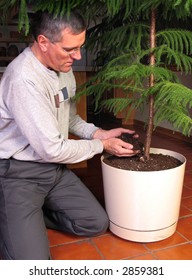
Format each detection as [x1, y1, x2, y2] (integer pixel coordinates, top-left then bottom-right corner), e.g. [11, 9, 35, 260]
[144, 9, 156, 160]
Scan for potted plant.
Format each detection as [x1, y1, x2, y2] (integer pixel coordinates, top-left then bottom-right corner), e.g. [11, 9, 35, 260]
[2, 0, 192, 242]
[78, 1, 192, 242]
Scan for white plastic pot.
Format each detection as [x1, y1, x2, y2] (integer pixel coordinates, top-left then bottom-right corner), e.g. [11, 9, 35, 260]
[101, 148, 186, 242]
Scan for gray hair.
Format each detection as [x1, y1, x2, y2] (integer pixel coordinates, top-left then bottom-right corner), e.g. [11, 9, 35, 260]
[31, 11, 87, 43]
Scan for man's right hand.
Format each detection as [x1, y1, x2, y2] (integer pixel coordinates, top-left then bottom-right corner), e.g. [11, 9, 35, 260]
[101, 138, 140, 157]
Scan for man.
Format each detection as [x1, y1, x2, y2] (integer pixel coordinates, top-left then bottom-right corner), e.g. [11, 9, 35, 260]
[0, 11, 138, 259]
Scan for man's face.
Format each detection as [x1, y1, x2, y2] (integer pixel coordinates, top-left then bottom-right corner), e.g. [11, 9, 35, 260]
[42, 28, 86, 72]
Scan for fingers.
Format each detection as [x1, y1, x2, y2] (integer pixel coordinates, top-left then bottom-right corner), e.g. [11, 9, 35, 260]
[102, 138, 140, 157]
[121, 129, 139, 138]
[120, 128, 136, 135]
[92, 127, 139, 140]
[114, 149, 140, 157]
[115, 142, 140, 157]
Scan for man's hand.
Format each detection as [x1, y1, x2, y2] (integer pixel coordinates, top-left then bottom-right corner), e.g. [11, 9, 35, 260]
[93, 128, 140, 157]
[101, 137, 140, 157]
[93, 127, 138, 140]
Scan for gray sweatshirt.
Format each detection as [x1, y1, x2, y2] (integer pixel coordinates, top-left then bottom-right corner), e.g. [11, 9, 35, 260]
[0, 47, 103, 164]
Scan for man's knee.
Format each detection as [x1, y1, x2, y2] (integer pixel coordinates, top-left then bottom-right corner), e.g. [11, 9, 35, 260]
[73, 210, 109, 237]
[93, 211, 109, 235]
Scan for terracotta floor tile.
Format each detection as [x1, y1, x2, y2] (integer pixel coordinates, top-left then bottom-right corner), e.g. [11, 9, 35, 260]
[179, 205, 192, 217]
[92, 234, 147, 260]
[179, 151, 192, 160]
[183, 173, 192, 188]
[47, 229, 89, 247]
[185, 161, 192, 172]
[177, 216, 192, 240]
[129, 253, 157, 260]
[50, 241, 102, 260]
[144, 232, 186, 251]
[182, 187, 192, 198]
[154, 243, 192, 260]
[181, 197, 192, 210]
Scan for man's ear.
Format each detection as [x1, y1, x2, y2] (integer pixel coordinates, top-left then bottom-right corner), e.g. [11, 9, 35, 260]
[37, 35, 49, 52]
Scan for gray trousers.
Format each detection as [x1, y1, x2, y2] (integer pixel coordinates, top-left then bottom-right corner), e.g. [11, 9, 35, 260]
[0, 158, 109, 260]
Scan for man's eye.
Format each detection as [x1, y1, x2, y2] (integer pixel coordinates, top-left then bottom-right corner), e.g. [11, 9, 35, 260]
[63, 48, 73, 52]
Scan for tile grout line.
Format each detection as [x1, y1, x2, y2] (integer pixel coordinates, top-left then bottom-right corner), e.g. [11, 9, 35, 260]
[49, 237, 92, 248]
[89, 238, 106, 260]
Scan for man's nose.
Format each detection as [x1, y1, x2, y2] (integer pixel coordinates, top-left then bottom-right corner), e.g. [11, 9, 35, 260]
[70, 49, 82, 60]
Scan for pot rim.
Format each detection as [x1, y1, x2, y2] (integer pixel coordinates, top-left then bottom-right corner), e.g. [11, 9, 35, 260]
[101, 147, 186, 173]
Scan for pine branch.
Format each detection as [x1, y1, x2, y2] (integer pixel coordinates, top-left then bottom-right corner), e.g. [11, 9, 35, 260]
[154, 105, 192, 136]
[154, 82, 192, 108]
[157, 29, 192, 55]
[100, 97, 134, 115]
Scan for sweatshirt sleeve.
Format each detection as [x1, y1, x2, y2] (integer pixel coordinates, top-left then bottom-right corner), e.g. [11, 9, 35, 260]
[3, 72, 103, 164]
[69, 99, 100, 139]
